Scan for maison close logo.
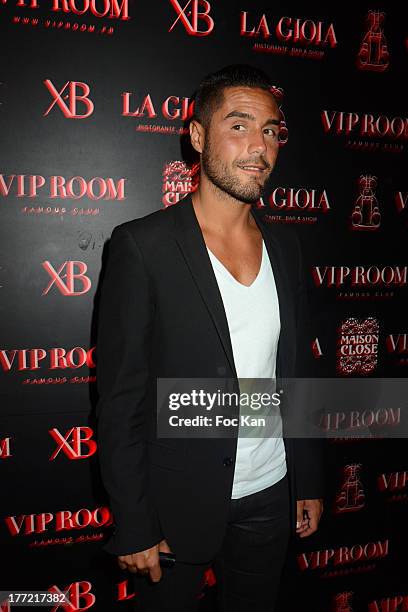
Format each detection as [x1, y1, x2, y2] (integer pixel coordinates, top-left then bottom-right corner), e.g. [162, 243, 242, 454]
[333, 592, 353, 612]
[336, 318, 379, 375]
[162, 161, 199, 207]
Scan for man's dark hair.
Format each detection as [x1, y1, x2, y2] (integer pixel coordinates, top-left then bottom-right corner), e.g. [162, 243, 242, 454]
[193, 64, 276, 129]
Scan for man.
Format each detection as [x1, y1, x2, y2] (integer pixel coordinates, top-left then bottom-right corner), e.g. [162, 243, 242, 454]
[96, 64, 324, 611]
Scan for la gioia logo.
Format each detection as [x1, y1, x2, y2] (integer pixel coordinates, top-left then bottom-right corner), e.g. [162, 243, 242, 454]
[259, 184, 330, 226]
[240, 11, 337, 60]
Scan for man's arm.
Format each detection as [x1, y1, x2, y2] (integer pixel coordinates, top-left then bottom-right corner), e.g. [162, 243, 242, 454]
[95, 224, 162, 556]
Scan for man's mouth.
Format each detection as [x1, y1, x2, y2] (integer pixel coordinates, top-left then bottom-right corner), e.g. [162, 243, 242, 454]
[238, 165, 267, 174]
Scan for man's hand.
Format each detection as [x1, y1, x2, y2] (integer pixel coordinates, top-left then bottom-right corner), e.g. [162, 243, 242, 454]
[296, 499, 323, 538]
[117, 539, 172, 582]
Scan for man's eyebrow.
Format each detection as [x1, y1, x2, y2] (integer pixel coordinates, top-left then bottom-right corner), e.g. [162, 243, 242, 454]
[223, 111, 280, 126]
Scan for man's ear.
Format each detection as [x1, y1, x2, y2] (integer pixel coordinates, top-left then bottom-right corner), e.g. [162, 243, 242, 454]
[189, 119, 205, 154]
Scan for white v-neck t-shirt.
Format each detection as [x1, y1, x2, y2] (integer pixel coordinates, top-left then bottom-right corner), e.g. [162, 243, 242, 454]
[206, 240, 287, 498]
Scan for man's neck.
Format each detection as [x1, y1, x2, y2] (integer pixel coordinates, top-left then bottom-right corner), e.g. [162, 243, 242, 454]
[191, 178, 257, 239]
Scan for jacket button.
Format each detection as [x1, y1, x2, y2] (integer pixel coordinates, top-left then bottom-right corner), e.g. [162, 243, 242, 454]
[217, 366, 226, 375]
[223, 456, 233, 467]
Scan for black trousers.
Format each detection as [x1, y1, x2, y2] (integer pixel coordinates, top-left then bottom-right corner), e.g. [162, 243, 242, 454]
[134, 474, 290, 612]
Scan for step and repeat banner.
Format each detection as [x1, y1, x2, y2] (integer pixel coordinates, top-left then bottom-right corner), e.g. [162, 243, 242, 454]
[1, 1, 407, 610]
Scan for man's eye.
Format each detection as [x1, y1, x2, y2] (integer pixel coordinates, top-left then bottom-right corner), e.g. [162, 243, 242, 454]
[232, 124, 245, 131]
[264, 128, 277, 137]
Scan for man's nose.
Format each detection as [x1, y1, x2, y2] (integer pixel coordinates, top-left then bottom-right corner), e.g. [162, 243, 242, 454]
[247, 130, 267, 155]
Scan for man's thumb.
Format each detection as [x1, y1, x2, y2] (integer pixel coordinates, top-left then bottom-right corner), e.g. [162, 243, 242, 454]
[296, 504, 304, 529]
[158, 539, 172, 553]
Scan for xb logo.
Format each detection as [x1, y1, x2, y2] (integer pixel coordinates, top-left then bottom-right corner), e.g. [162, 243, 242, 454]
[169, 0, 214, 36]
[42, 261, 92, 296]
[43, 80, 94, 119]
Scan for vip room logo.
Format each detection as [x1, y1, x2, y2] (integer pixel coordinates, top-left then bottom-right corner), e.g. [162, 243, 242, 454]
[297, 539, 389, 576]
[394, 191, 408, 229]
[369, 593, 408, 612]
[334, 464, 365, 513]
[321, 110, 407, 153]
[378, 471, 408, 502]
[351, 175, 381, 231]
[162, 161, 199, 207]
[336, 318, 379, 375]
[168, 0, 214, 36]
[0, 346, 96, 372]
[1, 172, 125, 199]
[240, 11, 337, 60]
[333, 592, 353, 612]
[386, 333, 408, 366]
[0, 0, 130, 35]
[357, 10, 390, 72]
[3, 0, 129, 35]
[5, 506, 112, 537]
[395, 191, 408, 213]
[312, 264, 407, 299]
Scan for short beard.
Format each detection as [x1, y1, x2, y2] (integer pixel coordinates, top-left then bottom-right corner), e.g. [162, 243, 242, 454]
[201, 133, 270, 204]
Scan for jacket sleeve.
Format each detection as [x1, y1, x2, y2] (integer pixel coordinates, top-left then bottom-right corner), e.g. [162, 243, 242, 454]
[292, 231, 325, 501]
[95, 224, 163, 555]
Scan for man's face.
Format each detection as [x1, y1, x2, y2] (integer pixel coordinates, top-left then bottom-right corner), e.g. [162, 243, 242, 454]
[199, 86, 281, 204]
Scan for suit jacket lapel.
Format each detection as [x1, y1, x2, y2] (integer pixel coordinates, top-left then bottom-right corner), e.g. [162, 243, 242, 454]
[250, 206, 295, 382]
[172, 196, 293, 383]
[173, 196, 238, 378]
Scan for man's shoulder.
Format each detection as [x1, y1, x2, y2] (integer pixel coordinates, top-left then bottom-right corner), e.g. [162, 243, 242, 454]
[111, 203, 180, 246]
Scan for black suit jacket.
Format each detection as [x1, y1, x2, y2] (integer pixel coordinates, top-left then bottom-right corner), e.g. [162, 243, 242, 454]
[95, 196, 324, 563]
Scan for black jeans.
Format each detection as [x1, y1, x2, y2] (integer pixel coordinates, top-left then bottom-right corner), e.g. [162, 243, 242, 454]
[134, 474, 290, 612]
